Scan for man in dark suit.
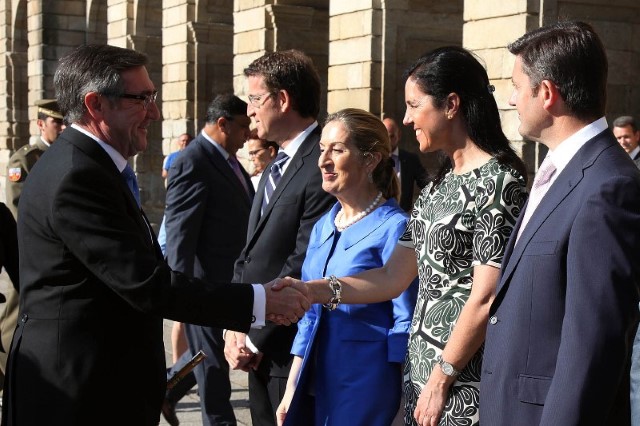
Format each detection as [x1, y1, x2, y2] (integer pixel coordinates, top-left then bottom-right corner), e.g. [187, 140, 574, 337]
[2, 44, 308, 426]
[613, 115, 640, 168]
[224, 50, 334, 426]
[480, 22, 640, 425]
[164, 94, 254, 425]
[383, 116, 428, 211]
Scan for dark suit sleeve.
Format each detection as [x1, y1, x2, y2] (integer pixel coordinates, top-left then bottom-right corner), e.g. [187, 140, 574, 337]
[540, 174, 640, 424]
[0, 202, 19, 290]
[164, 153, 206, 275]
[51, 164, 254, 332]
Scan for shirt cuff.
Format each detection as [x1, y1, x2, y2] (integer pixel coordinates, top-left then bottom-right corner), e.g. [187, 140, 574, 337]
[251, 283, 266, 328]
[245, 335, 259, 354]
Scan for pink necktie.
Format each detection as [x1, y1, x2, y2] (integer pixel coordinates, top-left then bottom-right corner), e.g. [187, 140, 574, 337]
[516, 156, 556, 243]
[228, 156, 250, 196]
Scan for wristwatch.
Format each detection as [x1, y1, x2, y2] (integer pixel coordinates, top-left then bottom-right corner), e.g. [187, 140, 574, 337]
[437, 356, 461, 377]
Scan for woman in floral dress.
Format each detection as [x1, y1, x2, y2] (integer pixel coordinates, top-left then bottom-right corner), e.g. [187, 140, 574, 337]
[301, 46, 528, 426]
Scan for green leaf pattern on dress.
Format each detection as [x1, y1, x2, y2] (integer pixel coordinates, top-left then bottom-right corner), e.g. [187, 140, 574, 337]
[400, 158, 526, 426]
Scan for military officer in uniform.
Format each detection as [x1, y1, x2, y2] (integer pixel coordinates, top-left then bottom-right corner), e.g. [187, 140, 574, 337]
[6, 99, 64, 219]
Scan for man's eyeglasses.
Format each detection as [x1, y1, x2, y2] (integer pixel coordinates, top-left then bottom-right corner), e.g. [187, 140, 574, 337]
[117, 90, 158, 109]
[247, 93, 272, 109]
[248, 148, 267, 158]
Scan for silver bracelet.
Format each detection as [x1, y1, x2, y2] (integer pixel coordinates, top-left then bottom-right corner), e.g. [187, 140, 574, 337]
[322, 275, 342, 311]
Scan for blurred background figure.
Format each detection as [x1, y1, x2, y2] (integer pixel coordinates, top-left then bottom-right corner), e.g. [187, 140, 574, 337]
[162, 133, 194, 180]
[612, 115, 640, 168]
[246, 128, 278, 190]
[383, 116, 429, 211]
[6, 99, 64, 219]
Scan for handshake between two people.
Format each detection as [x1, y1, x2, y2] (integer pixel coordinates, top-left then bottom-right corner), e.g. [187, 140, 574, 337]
[264, 276, 315, 326]
[224, 277, 327, 373]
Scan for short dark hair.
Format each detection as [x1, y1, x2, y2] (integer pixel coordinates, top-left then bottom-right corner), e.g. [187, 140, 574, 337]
[613, 116, 638, 133]
[508, 21, 607, 121]
[205, 93, 248, 124]
[54, 44, 148, 124]
[244, 50, 321, 119]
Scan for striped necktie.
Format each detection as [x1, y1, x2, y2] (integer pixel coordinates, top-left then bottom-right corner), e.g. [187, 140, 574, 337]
[262, 151, 289, 214]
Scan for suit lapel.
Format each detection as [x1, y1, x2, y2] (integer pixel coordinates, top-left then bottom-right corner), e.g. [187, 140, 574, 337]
[496, 132, 613, 296]
[197, 137, 253, 206]
[246, 127, 320, 246]
[64, 128, 156, 251]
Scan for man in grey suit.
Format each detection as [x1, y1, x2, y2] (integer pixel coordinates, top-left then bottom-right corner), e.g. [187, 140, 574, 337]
[480, 21, 640, 425]
[224, 50, 334, 426]
[164, 94, 253, 425]
[613, 115, 640, 168]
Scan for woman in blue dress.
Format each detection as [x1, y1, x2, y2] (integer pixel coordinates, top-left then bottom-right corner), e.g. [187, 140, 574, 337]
[276, 108, 419, 426]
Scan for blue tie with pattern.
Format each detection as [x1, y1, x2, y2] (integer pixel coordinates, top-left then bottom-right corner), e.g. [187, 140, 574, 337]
[262, 151, 289, 214]
[121, 164, 141, 207]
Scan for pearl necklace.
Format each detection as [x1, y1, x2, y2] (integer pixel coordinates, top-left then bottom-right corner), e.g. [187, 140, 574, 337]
[334, 192, 383, 232]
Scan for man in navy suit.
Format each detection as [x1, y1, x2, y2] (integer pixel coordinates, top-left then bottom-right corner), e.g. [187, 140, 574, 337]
[382, 116, 428, 211]
[480, 21, 640, 425]
[223, 50, 334, 426]
[164, 94, 253, 425]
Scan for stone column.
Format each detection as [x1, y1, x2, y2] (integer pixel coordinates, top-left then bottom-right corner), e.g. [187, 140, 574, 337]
[0, 2, 28, 201]
[233, 1, 329, 110]
[463, 0, 540, 179]
[327, 1, 382, 114]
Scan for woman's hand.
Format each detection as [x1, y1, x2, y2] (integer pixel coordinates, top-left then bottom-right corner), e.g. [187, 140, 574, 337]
[276, 387, 295, 426]
[413, 367, 453, 426]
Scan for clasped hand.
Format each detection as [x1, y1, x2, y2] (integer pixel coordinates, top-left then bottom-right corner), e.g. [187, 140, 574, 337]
[264, 277, 309, 326]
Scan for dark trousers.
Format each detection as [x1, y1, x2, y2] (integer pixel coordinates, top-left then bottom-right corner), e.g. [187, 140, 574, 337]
[185, 324, 236, 426]
[248, 359, 287, 426]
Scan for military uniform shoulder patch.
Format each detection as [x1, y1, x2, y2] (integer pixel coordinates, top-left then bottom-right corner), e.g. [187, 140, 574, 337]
[8, 167, 22, 182]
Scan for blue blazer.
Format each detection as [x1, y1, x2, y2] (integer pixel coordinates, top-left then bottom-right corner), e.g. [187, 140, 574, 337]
[481, 130, 640, 425]
[285, 199, 418, 426]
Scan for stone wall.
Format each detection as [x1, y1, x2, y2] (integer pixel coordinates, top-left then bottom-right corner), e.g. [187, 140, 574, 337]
[0, 0, 638, 217]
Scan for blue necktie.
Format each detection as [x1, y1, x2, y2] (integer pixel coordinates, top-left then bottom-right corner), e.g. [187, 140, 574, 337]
[121, 164, 141, 207]
[262, 151, 289, 214]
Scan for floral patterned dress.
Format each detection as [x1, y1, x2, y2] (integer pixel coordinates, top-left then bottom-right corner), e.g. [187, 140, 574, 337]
[399, 158, 526, 425]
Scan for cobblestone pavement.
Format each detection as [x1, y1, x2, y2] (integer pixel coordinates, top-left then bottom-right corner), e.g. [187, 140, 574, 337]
[161, 320, 252, 426]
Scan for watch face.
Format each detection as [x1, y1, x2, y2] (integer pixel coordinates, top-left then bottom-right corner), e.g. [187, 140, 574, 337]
[442, 363, 453, 375]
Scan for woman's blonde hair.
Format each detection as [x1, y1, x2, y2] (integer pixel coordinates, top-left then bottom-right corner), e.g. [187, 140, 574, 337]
[324, 108, 400, 200]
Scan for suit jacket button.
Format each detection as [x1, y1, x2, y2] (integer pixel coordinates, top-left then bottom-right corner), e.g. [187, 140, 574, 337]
[251, 315, 256, 323]
[489, 315, 497, 325]
[21, 314, 28, 323]
[245, 256, 251, 263]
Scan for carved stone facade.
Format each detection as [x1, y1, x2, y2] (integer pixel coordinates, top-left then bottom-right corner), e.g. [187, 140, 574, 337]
[0, 0, 638, 225]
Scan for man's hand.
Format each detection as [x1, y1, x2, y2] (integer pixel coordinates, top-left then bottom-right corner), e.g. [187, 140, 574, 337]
[223, 331, 255, 372]
[264, 278, 310, 325]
